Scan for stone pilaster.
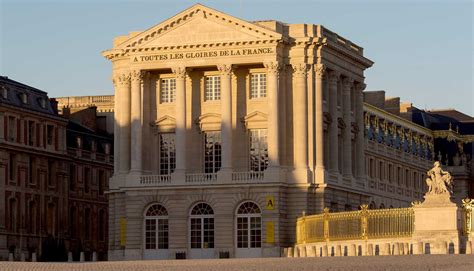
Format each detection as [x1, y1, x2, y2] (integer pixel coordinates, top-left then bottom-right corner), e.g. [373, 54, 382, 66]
[293, 63, 309, 182]
[217, 64, 233, 172]
[328, 71, 339, 174]
[172, 67, 187, 175]
[113, 72, 131, 175]
[130, 70, 143, 173]
[315, 64, 326, 182]
[265, 62, 281, 168]
[141, 72, 152, 174]
[342, 77, 353, 180]
[355, 83, 366, 185]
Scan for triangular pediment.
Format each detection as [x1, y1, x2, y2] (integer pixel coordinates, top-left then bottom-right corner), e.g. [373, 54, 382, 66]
[242, 111, 268, 129]
[117, 4, 282, 49]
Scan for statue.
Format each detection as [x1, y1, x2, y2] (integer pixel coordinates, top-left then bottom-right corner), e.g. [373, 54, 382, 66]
[425, 161, 453, 195]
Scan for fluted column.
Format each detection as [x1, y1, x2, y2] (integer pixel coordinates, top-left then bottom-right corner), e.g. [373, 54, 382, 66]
[342, 77, 353, 179]
[265, 62, 281, 168]
[130, 70, 143, 173]
[315, 64, 326, 179]
[173, 67, 187, 174]
[293, 63, 308, 176]
[355, 83, 366, 181]
[218, 64, 233, 171]
[113, 72, 131, 175]
[328, 71, 339, 174]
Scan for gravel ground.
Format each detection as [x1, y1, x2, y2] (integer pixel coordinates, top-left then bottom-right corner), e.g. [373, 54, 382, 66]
[1, 255, 474, 271]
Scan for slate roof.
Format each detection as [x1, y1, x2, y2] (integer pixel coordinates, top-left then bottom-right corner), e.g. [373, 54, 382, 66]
[0, 75, 57, 116]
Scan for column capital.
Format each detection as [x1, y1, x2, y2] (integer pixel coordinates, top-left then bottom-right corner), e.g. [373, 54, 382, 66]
[112, 72, 130, 87]
[342, 77, 354, 90]
[356, 82, 367, 92]
[171, 66, 187, 79]
[292, 63, 308, 77]
[315, 64, 326, 79]
[328, 70, 340, 83]
[264, 62, 281, 75]
[217, 64, 233, 77]
[130, 70, 144, 83]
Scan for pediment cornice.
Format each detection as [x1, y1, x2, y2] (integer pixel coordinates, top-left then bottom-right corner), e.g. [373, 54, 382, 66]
[103, 4, 283, 60]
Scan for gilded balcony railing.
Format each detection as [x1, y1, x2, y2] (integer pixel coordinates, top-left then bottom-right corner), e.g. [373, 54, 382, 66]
[296, 204, 415, 244]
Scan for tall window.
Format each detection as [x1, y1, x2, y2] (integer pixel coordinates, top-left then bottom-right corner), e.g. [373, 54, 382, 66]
[204, 131, 221, 173]
[98, 170, 105, 195]
[236, 202, 262, 248]
[9, 153, 16, 181]
[28, 157, 35, 185]
[28, 201, 37, 234]
[47, 125, 54, 145]
[145, 204, 169, 250]
[159, 134, 176, 175]
[47, 160, 55, 187]
[9, 198, 17, 232]
[250, 73, 266, 98]
[69, 164, 76, 191]
[70, 206, 76, 238]
[190, 203, 214, 249]
[160, 78, 176, 103]
[7, 116, 16, 142]
[84, 167, 91, 193]
[205, 76, 220, 101]
[28, 121, 35, 146]
[85, 208, 91, 240]
[249, 129, 268, 172]
[99, 209, 106, 242]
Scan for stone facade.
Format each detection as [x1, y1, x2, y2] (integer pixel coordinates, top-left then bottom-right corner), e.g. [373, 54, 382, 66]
[0, 76, 113, 261]
[102, 4, 375, 260]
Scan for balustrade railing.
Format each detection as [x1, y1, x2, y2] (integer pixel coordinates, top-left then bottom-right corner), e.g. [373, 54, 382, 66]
[140, 175, 171, 185]
[296, 205, 415, 244]
[231, 171, 264, 181]
[185, 173, 217, 183]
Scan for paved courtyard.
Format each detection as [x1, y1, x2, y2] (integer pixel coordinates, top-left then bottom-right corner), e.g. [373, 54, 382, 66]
[1, 255, 474, 271]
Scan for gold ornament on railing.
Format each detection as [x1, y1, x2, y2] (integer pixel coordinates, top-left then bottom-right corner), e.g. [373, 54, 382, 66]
[462, 198, 473, 235]
[323, 207, 330, 241]
[360, 204, 369, 240]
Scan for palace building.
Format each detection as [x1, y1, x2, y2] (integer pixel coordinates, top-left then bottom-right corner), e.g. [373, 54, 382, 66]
[101, 4, 472, 260]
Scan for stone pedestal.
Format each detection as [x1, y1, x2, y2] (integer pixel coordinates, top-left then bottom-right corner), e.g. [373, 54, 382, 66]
[413, 194, 460, 254]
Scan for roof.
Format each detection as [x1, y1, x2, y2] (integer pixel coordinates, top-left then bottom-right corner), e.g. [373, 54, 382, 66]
[0, 76, 58, 116]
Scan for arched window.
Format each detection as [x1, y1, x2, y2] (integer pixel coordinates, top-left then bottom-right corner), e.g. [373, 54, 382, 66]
[145, 204, 169, 250]
[236, 202, 261, 248]
[190, 203, 214, 249]
[369, 201, 376, 209]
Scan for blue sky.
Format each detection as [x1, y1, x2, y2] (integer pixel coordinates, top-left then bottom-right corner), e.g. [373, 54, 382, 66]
[1, 0, 472, 115]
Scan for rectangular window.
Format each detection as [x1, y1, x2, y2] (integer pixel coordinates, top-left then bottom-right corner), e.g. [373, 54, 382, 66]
[250, 217, 261, 248]
[28, 157, 35, 185]
[250, 73, 266, 99]
[160, 78, 176, 103]
[47, 125, 54, 145]
[85, 208, 91, 240]
[405, 169, 410, 188]
[157, 219, 169, 249]
[8, 116, 16, 142]
[69, 164, 76, 191]
[9, 153, 15, 181]
[159, 134, 176, 175]
[190, 218, 202, 249]
[204, 131, 221, 173]
[84, 167, 91, 193]
[205, 76, 220, 101]
[98, 169, 105, 195]
[48, 160, 55, 187]
[237, 217, 248, 248]
[249, 129, 268, 172]
[388, 164, 393, 183]
[28, 120, 35, 146]
[145, 219, 157, 249]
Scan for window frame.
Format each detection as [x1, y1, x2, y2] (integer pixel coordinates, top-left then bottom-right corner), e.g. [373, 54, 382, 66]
[204, 75, 221, 102]
[160, 78, 176, 104]
[159, 133, 176, 175]
[248, 129, 268, 172]
[236, 202, 262, 249]
[144, 204, 169, 250]
[189, 203, 215, 249]
[203, 131, 222, 173]
[249, 73, 267, 99]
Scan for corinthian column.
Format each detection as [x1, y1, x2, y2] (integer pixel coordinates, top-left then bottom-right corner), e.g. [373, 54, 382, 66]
[218, 64, 233, 172]
[315, 64, 326, 181]
[130, 70, 143, 173]
[265, 62, 281, 168]
[115, 72, 131, 174]
[355, 83, 366, 183]
[293, 63, 309, 181]
[173, 67, 187, 175]
[328, 71, 339, 174]
[342, 77, 353, 179]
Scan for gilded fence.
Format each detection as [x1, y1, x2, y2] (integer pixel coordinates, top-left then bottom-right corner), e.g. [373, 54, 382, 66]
[296, 205, 414, 245]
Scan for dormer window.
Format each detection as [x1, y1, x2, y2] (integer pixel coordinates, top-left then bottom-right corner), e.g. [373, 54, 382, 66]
[39, 98, 47, 109]
[1, 86, 8, 99]
[20, 93, 28, 104]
